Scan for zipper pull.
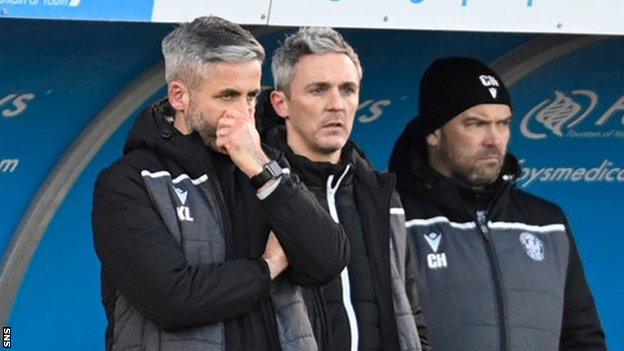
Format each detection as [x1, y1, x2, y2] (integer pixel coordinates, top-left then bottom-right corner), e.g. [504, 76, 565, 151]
[480, 223, 491, 239]
[476, 210, 491, 239]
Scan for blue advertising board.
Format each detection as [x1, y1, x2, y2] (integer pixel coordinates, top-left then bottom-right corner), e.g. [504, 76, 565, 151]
[0, 0, 154, 21]
[510, 39, 624, 345]
[0, 20, 621, 350]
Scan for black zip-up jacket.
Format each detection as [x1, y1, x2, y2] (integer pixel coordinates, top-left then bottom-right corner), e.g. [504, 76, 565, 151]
[264, 126, 431, 351]
[389, 120, 606, 351]
[92, 100, 349, 350]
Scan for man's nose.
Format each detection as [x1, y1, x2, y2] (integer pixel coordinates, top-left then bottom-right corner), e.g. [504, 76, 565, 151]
[483, 125, 505, 147]
[235, 97, 255, 116]
[326, 88, 345, 111]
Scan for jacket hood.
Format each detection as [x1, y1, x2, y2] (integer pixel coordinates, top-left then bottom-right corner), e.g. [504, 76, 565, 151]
[124, 99, 178, 155]
[123, 99, 226, 179]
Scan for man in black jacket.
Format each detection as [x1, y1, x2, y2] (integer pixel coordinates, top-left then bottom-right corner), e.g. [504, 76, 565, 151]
[92, 17, 349, 351]
[261, 27, 430, 351]
[389, 57, 606, 350]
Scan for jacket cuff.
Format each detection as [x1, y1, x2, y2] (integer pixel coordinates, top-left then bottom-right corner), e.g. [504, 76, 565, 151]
[257, 174, 296, 208]
[256, 258, 272, 293]
[256, 176, 283, 200]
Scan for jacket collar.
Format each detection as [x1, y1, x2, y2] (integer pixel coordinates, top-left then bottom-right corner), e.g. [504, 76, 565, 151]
[124, 99, 229, 179]
[264, 126, 357, 188]
[391, 127, 520, 220]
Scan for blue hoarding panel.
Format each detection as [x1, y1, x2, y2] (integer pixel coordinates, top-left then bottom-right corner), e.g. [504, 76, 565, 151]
[510, 38, 624, 345]
[9, 92, 166, 350]
[2, 22, 621, 350]
[0, 0, 154, 22]
[0, 18, 170, 260]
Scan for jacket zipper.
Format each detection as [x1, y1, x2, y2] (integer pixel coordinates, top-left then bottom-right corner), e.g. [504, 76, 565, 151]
[325, 165, 358, 351]
[475, 213, 508, 351]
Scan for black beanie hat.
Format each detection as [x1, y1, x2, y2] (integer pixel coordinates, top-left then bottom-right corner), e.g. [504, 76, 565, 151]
[416, 56, 512, 136]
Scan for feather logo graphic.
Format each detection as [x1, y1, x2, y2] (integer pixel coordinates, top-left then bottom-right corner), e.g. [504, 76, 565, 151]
[521, 90, 598, 139]
[535, 91, 582, 137]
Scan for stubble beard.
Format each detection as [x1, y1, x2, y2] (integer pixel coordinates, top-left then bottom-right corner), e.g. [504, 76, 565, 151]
[439, 140, 504, 189]
[187, 99, 218, 152]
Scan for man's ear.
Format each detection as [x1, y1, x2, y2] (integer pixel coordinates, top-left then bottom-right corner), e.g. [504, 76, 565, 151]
[168, 81, 188, 113]
[270, 90, 289, 120]
[426, 129, 441, 147]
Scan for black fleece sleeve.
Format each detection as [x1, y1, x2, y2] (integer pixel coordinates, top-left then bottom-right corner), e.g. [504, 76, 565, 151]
[559, 218, 606, 350]
[92, 165, 271, 330]
[259, 173, 350, 287]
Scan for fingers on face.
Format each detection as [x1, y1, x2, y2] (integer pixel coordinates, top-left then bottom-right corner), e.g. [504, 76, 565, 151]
[215, 136, 228, 153]
[222, 108, 252, 123]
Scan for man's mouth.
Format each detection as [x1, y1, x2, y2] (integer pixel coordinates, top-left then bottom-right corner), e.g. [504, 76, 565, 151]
[322, 120, 345, 130]
[477, 153, 502, 162]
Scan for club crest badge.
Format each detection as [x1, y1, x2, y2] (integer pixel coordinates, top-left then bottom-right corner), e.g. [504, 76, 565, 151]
[519, 232, 545, 261]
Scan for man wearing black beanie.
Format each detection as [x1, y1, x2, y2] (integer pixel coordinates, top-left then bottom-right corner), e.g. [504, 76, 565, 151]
[389, 57, 606, 351]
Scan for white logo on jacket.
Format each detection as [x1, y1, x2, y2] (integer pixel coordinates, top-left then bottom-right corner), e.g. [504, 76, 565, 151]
[174, 187, 188, 205]
[424, 232, 442, 252]
[174, 187, 193, 221]
[424, 232, 447, 269]
[519, 232, 545, 261]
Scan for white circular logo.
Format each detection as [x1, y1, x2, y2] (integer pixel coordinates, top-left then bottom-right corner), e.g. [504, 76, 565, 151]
[519, 232, 545, 261]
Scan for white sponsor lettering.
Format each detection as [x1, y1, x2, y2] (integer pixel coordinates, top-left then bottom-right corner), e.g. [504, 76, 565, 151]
[1, 92, 35, 118]
[358, 99, 392, 124]
[0, 0, 81, 6]
[518, 159, 624, 187]
[0, 0, 28, 4]
[43, 0, 72, 6]
[521, 90, 624, 139]
[0, 159, 19, 173]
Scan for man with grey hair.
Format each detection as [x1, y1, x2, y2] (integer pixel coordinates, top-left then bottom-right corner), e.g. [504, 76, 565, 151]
[93, 17, 348, 350]
[258, 27, 430, 350]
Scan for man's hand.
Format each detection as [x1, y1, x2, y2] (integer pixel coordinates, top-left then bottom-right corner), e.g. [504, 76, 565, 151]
[262, 231, 289, 280]
[215, 108, 269, 177]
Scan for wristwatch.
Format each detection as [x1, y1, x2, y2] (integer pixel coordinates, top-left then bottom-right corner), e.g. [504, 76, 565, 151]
[250, 160, 283, 189]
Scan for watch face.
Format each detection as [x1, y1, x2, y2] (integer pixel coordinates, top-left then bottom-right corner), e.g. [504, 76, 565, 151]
[267, 161, 283, 177]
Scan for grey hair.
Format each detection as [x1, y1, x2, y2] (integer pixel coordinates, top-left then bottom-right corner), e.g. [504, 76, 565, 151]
[162, 16, 265, 85]
[271, 27, 362, 92]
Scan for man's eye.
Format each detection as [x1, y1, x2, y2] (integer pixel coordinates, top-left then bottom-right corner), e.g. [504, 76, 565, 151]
[342, 86, 355, 95]
[311, 86, 325, 95]
[248, 92, 260, 101]
[221, 94, 234, 101]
